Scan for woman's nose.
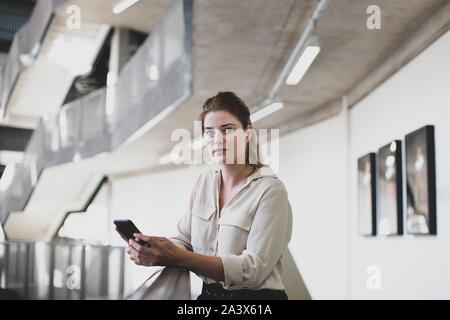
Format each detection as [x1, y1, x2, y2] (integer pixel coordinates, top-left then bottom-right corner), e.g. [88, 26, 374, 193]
[213, 130, 224, 144]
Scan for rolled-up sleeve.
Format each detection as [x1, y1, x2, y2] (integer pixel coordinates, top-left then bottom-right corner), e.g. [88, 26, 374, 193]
[220, 254, 243, 287]
[168, 175, 201, 251]
[220, 184, 293, 290]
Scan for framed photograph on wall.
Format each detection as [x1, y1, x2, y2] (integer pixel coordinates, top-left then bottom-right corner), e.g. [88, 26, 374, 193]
[357, 153, 377, 236]
[405, 125, 437, 235]
[378, 140, 403, 236]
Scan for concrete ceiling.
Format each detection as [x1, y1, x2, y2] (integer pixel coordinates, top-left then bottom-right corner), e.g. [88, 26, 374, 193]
[270, 0, 449, 133]
[71, 0, 449, 177]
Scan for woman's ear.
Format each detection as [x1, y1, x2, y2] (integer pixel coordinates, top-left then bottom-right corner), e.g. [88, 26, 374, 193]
[245, 126, 252, 143]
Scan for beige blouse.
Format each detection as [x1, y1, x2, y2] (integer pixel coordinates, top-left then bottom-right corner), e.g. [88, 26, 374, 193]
[170, 166, 293, 291]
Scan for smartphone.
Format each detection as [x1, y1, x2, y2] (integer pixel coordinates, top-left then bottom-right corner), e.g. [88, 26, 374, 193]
[113, 219, 150, 247]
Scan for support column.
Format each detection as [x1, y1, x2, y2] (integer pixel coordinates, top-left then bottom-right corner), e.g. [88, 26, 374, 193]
[106, 27, 130, 121]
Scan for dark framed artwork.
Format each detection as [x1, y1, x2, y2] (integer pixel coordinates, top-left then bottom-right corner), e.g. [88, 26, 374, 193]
[405, 125, 437, 235]
[377, 140, 403, 236]
[357, 153, 377, 236]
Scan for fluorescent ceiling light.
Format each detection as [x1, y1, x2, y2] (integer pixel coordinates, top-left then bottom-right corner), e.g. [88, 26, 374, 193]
[250, 102, 284, 123]
[159, 135, 204, 165]
[19, 43, 40, 67]
[159, 151, 180, 165]
[159, 153, 171, 164]
[113, 0, 140, 14]
[285, 45, 320, 85]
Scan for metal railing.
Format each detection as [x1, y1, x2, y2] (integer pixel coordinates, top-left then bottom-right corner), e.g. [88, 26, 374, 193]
[0, 241, 128, 300]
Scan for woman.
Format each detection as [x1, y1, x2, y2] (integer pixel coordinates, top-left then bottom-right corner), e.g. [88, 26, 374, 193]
[116, 91, 293, 300]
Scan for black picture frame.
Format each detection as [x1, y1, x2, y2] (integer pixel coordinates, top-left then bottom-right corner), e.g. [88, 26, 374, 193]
[357, 153, 377, 236]
[405, 125, 437, 235]
[377, 140, 403, 236]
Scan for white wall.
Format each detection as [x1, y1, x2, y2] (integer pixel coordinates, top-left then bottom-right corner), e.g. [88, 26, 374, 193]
[277, 114, 349, 299]
[348, 29, 450, 299]
[279, 28, 450, 299]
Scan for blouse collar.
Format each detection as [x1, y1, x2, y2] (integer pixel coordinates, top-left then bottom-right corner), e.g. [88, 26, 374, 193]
[214, 166, 276, 185]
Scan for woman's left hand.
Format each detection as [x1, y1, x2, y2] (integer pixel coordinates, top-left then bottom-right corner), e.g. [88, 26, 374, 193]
[127, 233, 184, 267]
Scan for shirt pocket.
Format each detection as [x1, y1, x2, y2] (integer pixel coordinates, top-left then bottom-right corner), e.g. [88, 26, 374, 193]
[191, 202, 216, 250]
[218, 213, 253, 254]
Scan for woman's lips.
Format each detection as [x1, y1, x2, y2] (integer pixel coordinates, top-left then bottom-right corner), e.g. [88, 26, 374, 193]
[214, 148, 226, 154]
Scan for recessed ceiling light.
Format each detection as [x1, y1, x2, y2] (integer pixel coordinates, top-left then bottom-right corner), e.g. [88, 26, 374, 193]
[286, 35, 321, 86]
[250, 102, 284, 123]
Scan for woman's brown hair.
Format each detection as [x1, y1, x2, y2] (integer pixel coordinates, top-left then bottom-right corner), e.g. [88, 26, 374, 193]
[199, 91, 265, 171]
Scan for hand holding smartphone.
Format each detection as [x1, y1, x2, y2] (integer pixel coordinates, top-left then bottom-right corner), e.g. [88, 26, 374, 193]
[113, 219, 150, 247]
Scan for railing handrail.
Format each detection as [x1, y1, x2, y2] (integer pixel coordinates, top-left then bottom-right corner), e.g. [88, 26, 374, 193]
[0, 240, 126, 250]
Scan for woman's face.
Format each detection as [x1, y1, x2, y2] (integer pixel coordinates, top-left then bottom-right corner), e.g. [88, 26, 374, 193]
[203, 110, 250, 165]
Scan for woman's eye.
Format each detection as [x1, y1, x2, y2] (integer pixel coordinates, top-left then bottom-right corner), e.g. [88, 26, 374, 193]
[224, 128, 235, 134]
[205, 130, 215, 137]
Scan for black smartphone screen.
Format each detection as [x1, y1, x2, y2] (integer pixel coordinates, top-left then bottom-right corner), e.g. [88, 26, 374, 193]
[113, 219, 150, 247]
